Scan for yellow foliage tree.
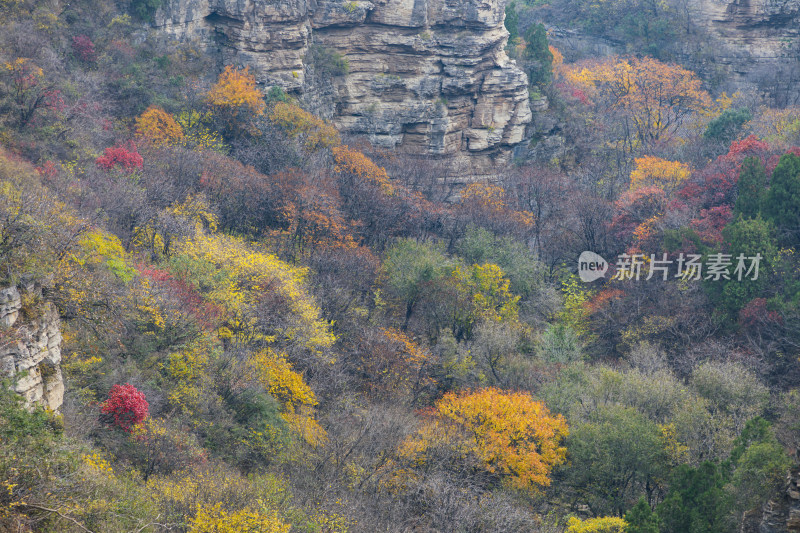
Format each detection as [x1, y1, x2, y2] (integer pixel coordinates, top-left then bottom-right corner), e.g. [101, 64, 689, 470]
[175, 230, 335, 352]
[562, 56, 711, 147]
[747, 106, 800, 147]
[402, 388, 568, 491]
[135, 106, 184, 146]
[269, 102, 341, 151]
[449, 262, 520, 341]
[207, 65, 265, 116]
[629, 156, 690, 192]
[189, 502, 291, 533]
[249, 348, 327, 447]
[549, 45, 564, 78]
[163, 335, 217, 414]
[565, 516, 628, 533]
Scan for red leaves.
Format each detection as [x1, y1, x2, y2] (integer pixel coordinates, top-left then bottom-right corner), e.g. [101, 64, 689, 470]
[689, 205, 733, 245]
[137, 265, 222, 330]
[101, 383, 149, 432]
[739, 298, 781, 329]
[72, 35, 97, 63]
[727, 135, 769, 159]
[96, 142, 143, 172]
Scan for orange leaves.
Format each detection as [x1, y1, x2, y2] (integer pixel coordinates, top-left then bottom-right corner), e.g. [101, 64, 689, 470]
[403, 388, 568, 491]
[206, 65, 265, 116]
[269, 102, 341, 151]
[459, 182, 534, 237]
[629, 156, 690, 193]
[549, 45, 564, 78]
[355, 327, 435, 399]
[562, 56, 711, 146]
[135, 106, 184, 146]
[332, 145, 394, 195]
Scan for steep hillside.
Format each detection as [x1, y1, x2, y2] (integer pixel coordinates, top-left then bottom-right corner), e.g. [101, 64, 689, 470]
[154, 0, 533, 176]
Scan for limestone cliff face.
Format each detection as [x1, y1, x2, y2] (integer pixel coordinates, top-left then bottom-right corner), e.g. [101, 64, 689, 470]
[154, 0, 532, 175]
[754, 464, 800, 533]
[0, 283, 64, 411]
[688, 0, 800, 104]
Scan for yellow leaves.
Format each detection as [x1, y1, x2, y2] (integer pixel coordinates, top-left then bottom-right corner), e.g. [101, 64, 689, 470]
[189, 502, 291, 533]
[461, 182, 507, 209]
[2, 57, 43, 79]
[558, 274, 593, 339]
[451, 262, 520, 325]
[459, 182, 535, 230]
[561, 56, 711, 145]
[248, 348, 326, 446]
[81, 453, 114, 477]
[250, 348, 317, 408]
[163, 336, 214, 414]
[565, 516, 628, 533]
[135, 106, 184, 146]
[269, 102, 341, 151]
[207, 65, 265, 116]
[281, 405, 328, 447]
[176, 110, 227, 152]
[168, 193, 219, 233]
[748, 106, 800, 146]
[147, 468, 292, 528]
[659, 422, 689, 465]
[629, 156, 690, 193]
[549, 45, 564, 77]
[332, 145, 394, 195]
[403, 388, 568, 492]
[176, 231, 335, 352]
[77, 230, 137, 283]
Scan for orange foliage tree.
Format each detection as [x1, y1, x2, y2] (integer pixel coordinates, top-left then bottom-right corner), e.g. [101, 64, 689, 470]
[135, 106, 184, 146]
[332, 145, 394, 195]
[562, 56, 711, 148]
[207, 65, 265, 117]
[402, 388, 568, 491]
[269, 102, 341, 151]
[628, 156, 690, 192]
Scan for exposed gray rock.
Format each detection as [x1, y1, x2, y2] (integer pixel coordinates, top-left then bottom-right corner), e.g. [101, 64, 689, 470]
[757, 465, 800, 533]
[0, 284, 64, 412]
[155, 0, 533, 177]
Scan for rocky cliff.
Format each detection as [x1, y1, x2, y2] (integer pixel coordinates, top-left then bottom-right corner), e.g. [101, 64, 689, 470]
[688, 0, 800, 105]
[154, 0, 532, 176]
[754, 464, 800, 533]
[0, 283, 64, 411]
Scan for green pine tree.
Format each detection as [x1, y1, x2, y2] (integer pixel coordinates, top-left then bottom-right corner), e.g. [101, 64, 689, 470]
[523, 23, 553, 86]
[625, 497, 660, 533]
[763, 153, 800, 245]
[505, 1, 520, 46]
[656, 461, 733, 533]
[734, 156, 767, 220]
[706, 215, 776, 321]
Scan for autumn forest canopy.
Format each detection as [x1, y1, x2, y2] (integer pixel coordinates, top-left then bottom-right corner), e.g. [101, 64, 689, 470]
[1, 0, 800, 532]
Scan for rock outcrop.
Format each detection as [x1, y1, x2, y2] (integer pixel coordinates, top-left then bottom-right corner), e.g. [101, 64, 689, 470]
[755, 464, 800, 533]
[0, 283, 64, 411]
[154, 0, 533, 176]
[687, 0, 800, 105]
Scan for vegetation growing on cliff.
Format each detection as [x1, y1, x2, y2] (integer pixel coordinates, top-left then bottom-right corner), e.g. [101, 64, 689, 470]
[1, 0, 800, 532]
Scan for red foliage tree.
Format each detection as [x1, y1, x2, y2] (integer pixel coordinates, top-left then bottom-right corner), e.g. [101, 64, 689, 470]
[96, 142, 143, 172]
[72, 35, 97, 63]
[101, 383, 149, 432]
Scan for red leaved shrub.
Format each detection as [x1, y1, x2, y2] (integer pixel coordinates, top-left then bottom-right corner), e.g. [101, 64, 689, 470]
[101, 383, 149, 431]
